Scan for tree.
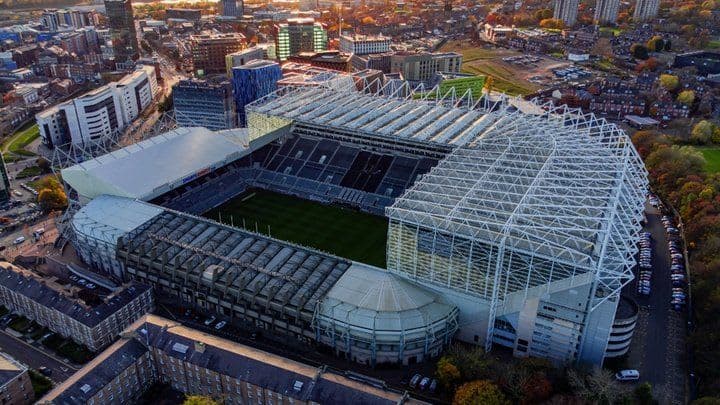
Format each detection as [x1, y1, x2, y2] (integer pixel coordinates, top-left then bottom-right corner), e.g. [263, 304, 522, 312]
[691, 120, 716, 144]
[677, 90, 696, 106]
[183, 396, 219, 405]
[647, 35, 665, 52]
[630, 43, 649, 59]
[35, 176, 67, 212]
[636, 57, 659, 72]
[539, 18, 564, 30]
[659, 74, 680, 91]
[36, 157, 51, 173]
[436, 357, 461, 390]
[534, 8, 552, 21]
[567, 368, 630, 405]
[453, 380, 510, 405]
[38, 188, 67, 212]
[634, 382, 654, 405]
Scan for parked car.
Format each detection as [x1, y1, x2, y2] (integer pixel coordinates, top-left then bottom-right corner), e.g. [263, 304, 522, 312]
[428, 379, 438, 394]
[409, 374, 422, 389]
[12, 236, 24, 245]
[615, 369, 640, 381]
[215, 321, 227, 330]
[419, 377, 431, 391]
[38, 366, 52, 377]
[203, 316, 216, 326]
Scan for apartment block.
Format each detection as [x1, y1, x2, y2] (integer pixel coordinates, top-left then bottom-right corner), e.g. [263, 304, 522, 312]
[390, 52, 462, 84]
[339, 34, 391, 55]
[0, 262, 154, 352]
[190, 33, 246, 75]
[275, 18, 327, 61]
[36, 66, 158, 148]
[40, 315, 427, 405]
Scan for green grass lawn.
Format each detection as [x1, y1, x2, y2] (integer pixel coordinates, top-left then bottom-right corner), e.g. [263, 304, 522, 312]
[2, 123, 39, 158]
[700, 148, 720, 173]
[204, 190, 389, 267]
[16, 166, 41, 179]
[707, 39, 720, 49]
[462, 65, 536, 96]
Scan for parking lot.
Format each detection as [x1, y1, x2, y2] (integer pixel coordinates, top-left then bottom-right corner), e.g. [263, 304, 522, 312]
[624, 200, 686, 404]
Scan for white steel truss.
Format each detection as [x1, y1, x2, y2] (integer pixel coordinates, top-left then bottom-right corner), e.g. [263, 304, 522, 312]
[247, 82, 648, 354]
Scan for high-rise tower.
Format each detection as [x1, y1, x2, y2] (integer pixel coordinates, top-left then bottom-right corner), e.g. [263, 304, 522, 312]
[104, 0, 139, 62]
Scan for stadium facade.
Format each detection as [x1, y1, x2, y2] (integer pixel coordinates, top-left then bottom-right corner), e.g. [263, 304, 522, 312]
[64, 82, 647, 367]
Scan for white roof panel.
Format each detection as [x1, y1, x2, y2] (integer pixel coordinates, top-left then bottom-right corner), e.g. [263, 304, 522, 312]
[72, 195, 163, 246]
[62, 127, 249, 201]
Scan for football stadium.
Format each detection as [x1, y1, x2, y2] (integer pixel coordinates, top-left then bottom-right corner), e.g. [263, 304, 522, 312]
[64, 81, 648, 367]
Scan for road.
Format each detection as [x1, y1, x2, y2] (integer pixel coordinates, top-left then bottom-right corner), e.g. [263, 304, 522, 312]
[626, 203, 685, 404]
[120, 51, 185, 146]
[0, 330, 76, 382]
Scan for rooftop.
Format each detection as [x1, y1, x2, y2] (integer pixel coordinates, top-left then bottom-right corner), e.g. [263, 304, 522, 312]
[42, 315, 426, 404]
[0, 352, 26, 389]
[0, 262, 151, 328]
[62, 127, 249, 201]
[115, 201, 352, 320]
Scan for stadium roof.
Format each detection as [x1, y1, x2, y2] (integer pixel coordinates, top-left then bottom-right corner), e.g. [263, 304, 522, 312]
[72, 195, 163, 246]
[387, 106, 647, 262]
[247, 85, 509, 148]
[62, 127, 250, 201]
[318, 262, 456, 336]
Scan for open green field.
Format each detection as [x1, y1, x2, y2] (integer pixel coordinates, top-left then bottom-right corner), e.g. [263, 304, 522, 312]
[440, 40, 541, 96]
[2, 122, 38, 160]
[204, 190, 389, 267]
[700, 148, 720, 173]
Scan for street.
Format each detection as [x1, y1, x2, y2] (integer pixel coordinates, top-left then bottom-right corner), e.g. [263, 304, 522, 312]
[0, 329, 76, 382]
[626, 203, 685, 404]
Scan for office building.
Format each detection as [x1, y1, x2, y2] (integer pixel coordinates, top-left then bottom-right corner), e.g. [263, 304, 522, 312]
[390, 52, 462, 84]
[594, 0, 620, 24]
[0, 262, 154, 352]
[275, 18, 327, 61]
[231, 60, 281, 126]
[221, 0, 243, 17]
[114, 65, 160, 124]
[173, 79, 237, 130]
[286, 50, 353, 72]
[190, 33, 245, 75]
[36, 66, 158, 148]
[351, 52, 393, 72]
[633, 0, 660, 22]
[104, 0, 139, 62]
[225, 46, 265, 75]
[41, 9, 60, 31]
[0, 352, 33, 405]
[339, 34, 391, 55]
[553, 0, 580, 26]
[165, 8, 202, 21]
[40, 315, 429, 405]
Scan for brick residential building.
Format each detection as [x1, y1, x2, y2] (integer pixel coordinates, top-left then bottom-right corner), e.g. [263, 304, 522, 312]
[0, 262, 154, 351]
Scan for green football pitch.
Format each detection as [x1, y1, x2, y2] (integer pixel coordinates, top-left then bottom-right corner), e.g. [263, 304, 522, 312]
[203, 190, 389, 267]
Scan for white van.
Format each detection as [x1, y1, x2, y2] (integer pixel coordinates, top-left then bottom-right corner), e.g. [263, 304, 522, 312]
[615, 369, 640, 381]
[13, 236, 25, 245]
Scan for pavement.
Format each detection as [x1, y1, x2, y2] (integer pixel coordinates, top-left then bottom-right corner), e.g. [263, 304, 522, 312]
[0, 329, 76, 382]
[625, 203, 685, 404]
